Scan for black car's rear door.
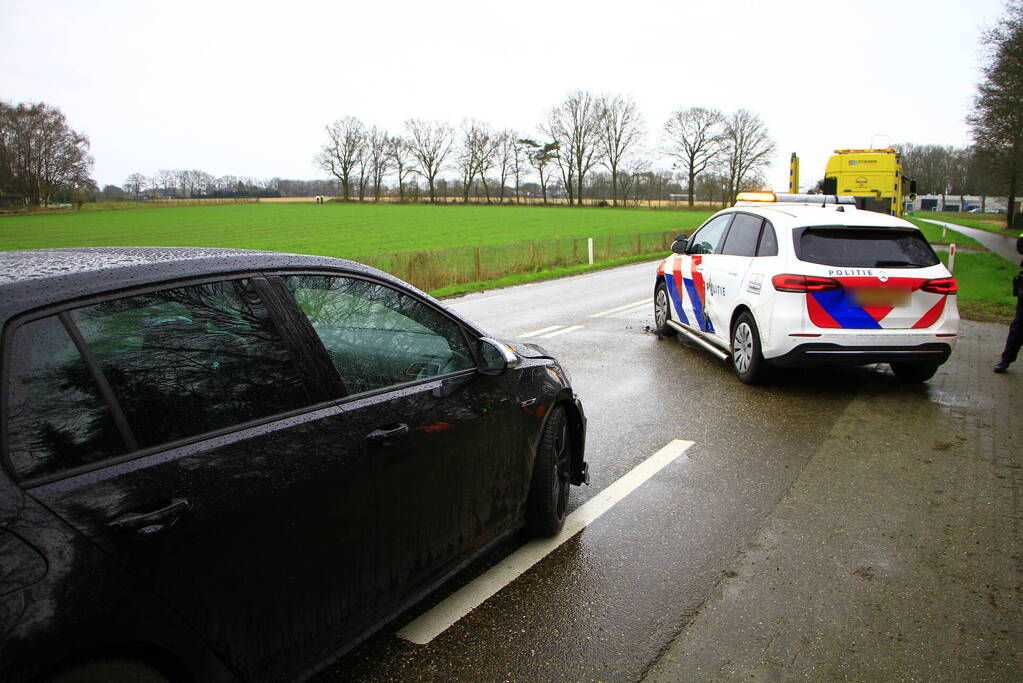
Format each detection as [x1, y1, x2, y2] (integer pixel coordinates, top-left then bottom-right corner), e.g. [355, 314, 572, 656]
[4, 276, 384, 681]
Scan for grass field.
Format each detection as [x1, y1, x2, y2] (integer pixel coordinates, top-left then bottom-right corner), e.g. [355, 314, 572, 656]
[0, 202, 710, 259]
[938, 251, 1018, 323]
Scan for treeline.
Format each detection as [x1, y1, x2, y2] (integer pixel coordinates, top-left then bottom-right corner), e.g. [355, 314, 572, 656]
[314, 92, 777, 207]
[108, 172, 336, 201]
[895, 143, 998, 197]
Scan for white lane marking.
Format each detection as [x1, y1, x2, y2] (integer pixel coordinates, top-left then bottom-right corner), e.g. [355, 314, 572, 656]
[396, 439, 694, 645]
[538, 325, 584, 339]
[519, 325, 563, 338]
[445, 294, 508, 307]
[587, 298, 650, 318]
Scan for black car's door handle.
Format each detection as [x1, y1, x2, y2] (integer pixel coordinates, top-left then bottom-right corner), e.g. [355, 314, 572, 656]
[109, 498, 190, 535]
[366, 423, 409, 443]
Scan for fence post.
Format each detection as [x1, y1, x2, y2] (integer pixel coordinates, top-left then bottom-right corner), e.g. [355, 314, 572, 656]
[473, 247, 481, 281]
[587, 238, 594, 265]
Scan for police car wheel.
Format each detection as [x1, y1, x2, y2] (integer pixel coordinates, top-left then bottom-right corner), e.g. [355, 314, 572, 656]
[654, 283, 677, 336]
[731, 312, 765, 385]
[889, 362, 939, 383]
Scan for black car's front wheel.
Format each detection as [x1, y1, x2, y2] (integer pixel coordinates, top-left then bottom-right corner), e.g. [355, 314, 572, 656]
[525, 406, 572, 537]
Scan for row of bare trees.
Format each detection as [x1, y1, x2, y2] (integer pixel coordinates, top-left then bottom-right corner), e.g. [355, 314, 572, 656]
[316, 91, 778, 206]
[0, 101, 95, 206]
[117, 171, 336, 200]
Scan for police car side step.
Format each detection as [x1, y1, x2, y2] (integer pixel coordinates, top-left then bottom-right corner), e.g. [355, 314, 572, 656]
[665, 320, 730, 361]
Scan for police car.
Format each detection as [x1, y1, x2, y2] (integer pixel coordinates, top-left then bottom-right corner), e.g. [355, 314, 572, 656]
[653, 192, 959, 384]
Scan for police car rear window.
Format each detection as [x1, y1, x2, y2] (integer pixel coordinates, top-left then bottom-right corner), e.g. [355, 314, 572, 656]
[794, 227, 940, 268]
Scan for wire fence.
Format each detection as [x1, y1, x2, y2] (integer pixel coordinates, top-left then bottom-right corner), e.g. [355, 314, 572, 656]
[366, 229, 679, 291]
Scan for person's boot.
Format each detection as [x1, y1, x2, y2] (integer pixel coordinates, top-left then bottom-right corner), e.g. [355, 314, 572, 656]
[994, 361, 1009, 373]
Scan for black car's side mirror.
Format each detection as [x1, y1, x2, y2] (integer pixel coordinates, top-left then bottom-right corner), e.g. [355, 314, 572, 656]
[477, 337, 520, 375]
[671, 236, 688, 254]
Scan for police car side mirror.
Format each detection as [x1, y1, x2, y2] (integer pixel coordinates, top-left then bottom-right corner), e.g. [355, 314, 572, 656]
[671, 237, 688, 254]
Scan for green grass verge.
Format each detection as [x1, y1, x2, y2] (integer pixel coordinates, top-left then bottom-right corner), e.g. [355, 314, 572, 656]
[938, 251, 1019, 324]
[912, 212, 1018, 237]
[907, 218, 985, 249]
[0, 202, 711, 260]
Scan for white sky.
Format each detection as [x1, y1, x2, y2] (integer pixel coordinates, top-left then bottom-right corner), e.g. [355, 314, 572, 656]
[0, 0, 1006, 192]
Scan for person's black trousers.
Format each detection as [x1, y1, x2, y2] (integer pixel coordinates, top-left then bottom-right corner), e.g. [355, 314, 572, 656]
[1001, 295, 1023, 365]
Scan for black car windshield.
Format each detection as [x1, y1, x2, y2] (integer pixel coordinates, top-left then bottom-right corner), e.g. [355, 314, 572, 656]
[794, 226, 940, 268]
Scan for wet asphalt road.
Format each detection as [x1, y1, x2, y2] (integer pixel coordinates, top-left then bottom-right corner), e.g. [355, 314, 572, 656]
[314, 260, 931, 682]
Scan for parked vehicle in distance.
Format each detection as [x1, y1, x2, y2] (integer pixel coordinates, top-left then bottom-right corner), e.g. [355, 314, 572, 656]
[653, 192, 959, 384]
[0, 247, 587, 682]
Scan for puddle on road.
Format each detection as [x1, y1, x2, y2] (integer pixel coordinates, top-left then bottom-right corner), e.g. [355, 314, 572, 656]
[928, 389, 975, 408]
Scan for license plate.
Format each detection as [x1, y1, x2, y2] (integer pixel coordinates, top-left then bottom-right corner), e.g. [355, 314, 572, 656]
[851, 287, 911, 307]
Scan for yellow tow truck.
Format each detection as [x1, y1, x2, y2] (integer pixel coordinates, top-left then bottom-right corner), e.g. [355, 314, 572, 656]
[789, 149, 916, 217]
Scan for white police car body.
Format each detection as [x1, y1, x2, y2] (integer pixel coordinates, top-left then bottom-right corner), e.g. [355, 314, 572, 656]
[653, 193, 959, 384]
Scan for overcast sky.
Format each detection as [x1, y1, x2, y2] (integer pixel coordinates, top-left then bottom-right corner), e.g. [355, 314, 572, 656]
[0, 0, 1007, 192]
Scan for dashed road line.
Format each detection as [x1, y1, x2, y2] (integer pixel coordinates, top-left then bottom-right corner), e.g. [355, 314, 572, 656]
[519, 325, 564, 338]
[588, 298, 650, 318]
[537, 325, 584, 339]
[395, 439, 695, 645]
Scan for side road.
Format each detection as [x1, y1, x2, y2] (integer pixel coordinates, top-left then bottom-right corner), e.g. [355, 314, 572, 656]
[645, 320, 1021, 680]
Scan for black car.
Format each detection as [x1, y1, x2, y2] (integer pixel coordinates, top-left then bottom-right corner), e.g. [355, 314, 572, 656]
[0, 247, 587, 682]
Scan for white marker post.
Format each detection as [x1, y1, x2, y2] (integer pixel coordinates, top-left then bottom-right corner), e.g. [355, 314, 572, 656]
[948, 243, 957, 274]
[587, 237, 594, 265]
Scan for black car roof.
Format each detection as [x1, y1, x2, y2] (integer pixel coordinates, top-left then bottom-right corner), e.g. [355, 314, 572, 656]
[0, 247, 410, 326]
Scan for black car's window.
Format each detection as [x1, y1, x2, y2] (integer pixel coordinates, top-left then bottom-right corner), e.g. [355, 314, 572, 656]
[68, 279, 309, 451]
[284, 275, 474, 396]
[757, 221, 778, 256]
[688, 214, 733, 254]
[795, 227, 940, 268]
[721, 213, 763, 257]
[6, 316, 129, 480]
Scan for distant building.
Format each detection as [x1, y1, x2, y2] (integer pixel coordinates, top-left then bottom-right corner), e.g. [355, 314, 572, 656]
[906, 194, 1009, 213]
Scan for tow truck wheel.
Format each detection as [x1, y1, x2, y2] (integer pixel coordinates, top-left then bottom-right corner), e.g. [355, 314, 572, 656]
[731, 312, 765, 385]
[654, 283, 677, 337]
[889, 362, 940, 383]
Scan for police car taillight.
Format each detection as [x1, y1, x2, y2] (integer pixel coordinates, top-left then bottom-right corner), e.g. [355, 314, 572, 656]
[921, 277, 958, 295]
[771, 274, 842, 293]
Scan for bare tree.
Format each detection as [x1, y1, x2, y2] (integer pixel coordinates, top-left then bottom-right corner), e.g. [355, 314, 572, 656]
[124, 173, 147, 198]
[542, 90, 602, 205]
[0, 101, 94, 205]
[617, 157, 648, 207]
[520, 139, 559, 204]
[492, 130, 518, 203]
[722, 109, 776, 204]
[598, 94, 645, 206]
[457, 120, 493, 202]
[316, 116, 366, 201]
[663, 107, 725, 208]
[405, 119, 454, 202]
[386, 136, 415, 202]
[364, 127, 391, 200]
[511, 137, 528, 203]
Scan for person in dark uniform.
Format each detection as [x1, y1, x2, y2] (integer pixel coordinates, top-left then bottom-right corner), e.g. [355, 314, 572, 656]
[994, 232, 1023, 373]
